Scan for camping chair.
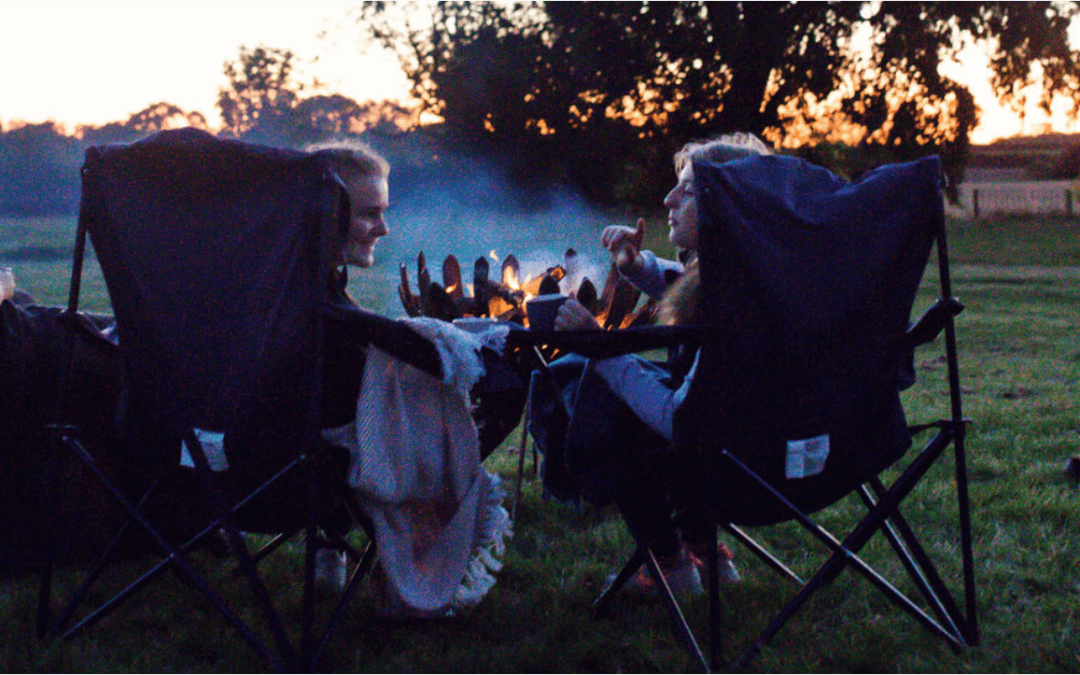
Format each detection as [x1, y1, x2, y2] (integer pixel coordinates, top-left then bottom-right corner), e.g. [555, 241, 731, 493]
[37, 128, 441, 671]
[510, 154, 976, 671]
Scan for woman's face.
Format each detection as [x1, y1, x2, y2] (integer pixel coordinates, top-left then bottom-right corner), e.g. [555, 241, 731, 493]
[663, 163, 698, 251]
[340, 174, 389, 268]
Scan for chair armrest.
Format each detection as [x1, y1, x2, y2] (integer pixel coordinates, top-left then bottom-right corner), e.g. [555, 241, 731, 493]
[320, 303, 443, 379]
[506, 324, 709, 359]
[904, 297, 964, 349]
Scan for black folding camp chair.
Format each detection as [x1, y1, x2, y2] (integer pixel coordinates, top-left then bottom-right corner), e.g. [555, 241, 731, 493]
[512, 154, 976, 671]
[36, 128, 442, 671]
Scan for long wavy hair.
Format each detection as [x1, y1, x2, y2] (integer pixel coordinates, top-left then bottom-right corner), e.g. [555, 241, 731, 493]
[657, 132, 772, 325]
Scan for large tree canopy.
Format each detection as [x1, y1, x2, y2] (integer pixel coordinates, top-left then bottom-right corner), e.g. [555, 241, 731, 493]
[359, 1, 1080, 203]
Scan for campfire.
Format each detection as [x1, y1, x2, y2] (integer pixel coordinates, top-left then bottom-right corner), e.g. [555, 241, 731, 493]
[398, 249, 657, 330]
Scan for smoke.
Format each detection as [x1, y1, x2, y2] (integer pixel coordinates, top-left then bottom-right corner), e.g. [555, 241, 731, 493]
[359, 152, 618, 312]
[230, 130, 621, 314]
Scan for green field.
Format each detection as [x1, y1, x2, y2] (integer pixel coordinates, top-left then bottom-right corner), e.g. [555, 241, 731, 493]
[2, 214, 1080, 672]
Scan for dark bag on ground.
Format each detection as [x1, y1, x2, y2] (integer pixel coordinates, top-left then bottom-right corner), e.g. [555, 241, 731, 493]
[0, 299, 124, 574]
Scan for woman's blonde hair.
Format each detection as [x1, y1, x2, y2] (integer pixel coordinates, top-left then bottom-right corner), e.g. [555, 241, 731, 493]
[673, 131, 773, 176]
[305, 138, 389, 179]
[659, 132, 772, 326]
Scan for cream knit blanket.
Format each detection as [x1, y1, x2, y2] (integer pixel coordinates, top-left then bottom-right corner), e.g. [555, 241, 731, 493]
[324, 318, 512, 617]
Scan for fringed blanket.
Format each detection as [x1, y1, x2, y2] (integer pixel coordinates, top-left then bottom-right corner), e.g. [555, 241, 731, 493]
[324, 318, 513, 617]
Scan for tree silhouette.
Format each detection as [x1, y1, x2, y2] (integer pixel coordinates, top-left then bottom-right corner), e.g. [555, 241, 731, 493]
[215, 46, 417, 147]
[0, 122, 82, 215]
[217, 45, 304, 138]
[358, 1, 1080, 203]
[289, 95, 417, 138]
[124, 102, 208, 132]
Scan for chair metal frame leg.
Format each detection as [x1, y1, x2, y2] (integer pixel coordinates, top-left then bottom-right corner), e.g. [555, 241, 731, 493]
[309, 536, 378, 668]
[935, 221, 979, 647]
[596, 417, 975, 673]
[49, 478, 159, 636]
[37, 216, 91, 640]
[593, 538, 709, 671]
[718, 426, 973, 670]
[39, 141, 380, 672]
[44, 427, 372, 673]
[51, 431, 288, 671]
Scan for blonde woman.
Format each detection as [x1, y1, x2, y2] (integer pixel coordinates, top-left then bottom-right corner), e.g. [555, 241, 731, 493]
[552, 132, 773, 596]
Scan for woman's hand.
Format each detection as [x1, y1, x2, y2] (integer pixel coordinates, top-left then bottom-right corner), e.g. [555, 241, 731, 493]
[554, 298, 600, 331]
[601, 218, 646, 276]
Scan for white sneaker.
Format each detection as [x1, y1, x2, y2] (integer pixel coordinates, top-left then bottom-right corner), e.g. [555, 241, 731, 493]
[663, 556, 705, 599]
[606, 549, 704, 600]
[687, 542, 741, 584]
[314, 548, 347, 592]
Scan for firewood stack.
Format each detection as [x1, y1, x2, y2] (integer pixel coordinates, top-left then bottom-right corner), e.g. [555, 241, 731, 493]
[398, 249, 657, 330]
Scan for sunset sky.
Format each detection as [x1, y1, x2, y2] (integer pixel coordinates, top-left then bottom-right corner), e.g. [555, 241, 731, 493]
[2, 0, 1079, 145]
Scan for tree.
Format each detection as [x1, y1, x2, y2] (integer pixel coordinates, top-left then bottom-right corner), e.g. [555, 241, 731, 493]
[79, 102, 209, 145]
[124, 101, 208, 132]
[215, 45, 419, 147]
[0, 122, 82, 215]
[358, 1, 1080, 203]
[0, 103, 214, 216]
[217, 45, 304, 138]
[288, 95, 417, 139]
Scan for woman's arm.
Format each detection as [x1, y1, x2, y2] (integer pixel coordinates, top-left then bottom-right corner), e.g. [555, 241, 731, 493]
[553, 299, 697, 440]
[620, 250, 685, 300]
[591, 351, 698, 441]
[600, 220, 685, 300]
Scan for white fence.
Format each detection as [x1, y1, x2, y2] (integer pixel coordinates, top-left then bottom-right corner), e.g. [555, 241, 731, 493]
[954, 180, 1078, 218]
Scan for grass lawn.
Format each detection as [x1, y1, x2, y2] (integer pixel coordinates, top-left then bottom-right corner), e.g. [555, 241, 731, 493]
[2, 214, 1079, 672]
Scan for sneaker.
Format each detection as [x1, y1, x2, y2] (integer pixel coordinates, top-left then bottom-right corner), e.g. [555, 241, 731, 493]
[606, 549, 704, 600]
[314, 548, 348, 592]
[687, 541, 741, 584]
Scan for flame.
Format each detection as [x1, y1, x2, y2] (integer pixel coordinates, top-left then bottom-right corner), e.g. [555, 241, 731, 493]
[500, 263, 539, 301]
[446, 283, 457, 294]
[489, 250, 500, 263]
[503, 265, 520, 290]
[521, 274, 545, 297]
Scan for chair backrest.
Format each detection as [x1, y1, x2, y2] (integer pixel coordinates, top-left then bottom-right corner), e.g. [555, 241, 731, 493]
[675, 154, 943, 524]
[79, 128, 347, 468]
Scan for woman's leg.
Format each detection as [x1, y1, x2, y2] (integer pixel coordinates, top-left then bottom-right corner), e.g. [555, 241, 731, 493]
[614, 459, 681, 560]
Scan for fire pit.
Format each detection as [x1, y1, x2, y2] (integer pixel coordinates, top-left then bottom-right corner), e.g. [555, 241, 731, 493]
[397, 249, 657, 330]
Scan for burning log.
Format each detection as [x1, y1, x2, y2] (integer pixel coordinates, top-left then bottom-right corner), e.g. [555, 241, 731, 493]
[602, 271, 641, 330]
[417, 252, 433, 316]
[576, 277, 598, 315]
[473, 257, 489, 317]
[501, 254, 520, 288]
[399, 262, 420, 317]
[537, 273, 561, 296]
[427, 282, 461, 320]
[624, 298, 659, 327]
[397, 250, 655, 329]
[597, 261, 618, 314]
[484, 281, 525, 320]
[443, 254, 464, 301]
[563, 248, 578, 286]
